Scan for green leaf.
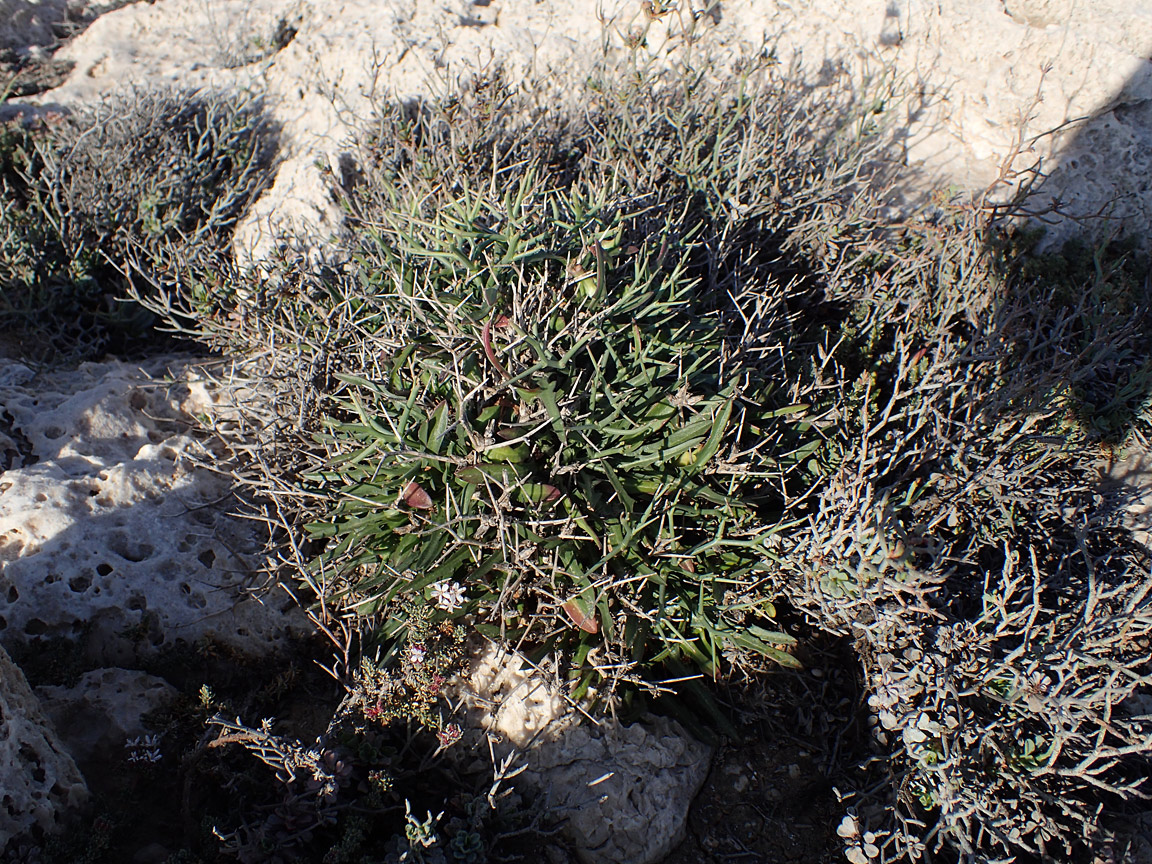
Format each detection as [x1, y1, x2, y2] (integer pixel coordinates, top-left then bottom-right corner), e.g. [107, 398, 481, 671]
[485, 443, 530, 463]
[426, 400, 451, 453]
[455, 462, 532, 485]
[683, 399, 733, 473]
[517, 482, 562, 505]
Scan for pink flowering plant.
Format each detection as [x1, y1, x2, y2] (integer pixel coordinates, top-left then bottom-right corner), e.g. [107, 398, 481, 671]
[354, 598, 466, 733]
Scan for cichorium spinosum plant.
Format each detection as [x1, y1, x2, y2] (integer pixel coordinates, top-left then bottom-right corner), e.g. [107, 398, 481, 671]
[302, 161, 814, 691]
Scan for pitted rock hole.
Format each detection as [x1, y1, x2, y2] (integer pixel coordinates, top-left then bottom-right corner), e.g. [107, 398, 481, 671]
[197, 548, 216, 569]
[127, 593, 147, 611]
[145, 611, 165, 645]
[68, 574, 92, 593]
[108, 532, 154, 562]
[18, 745, 46, 785]
[128, 390, 148, 411]
[177, 582, 208, 610]
[6, 585, 17, 602]
[0, 533, 25, 561]
[96, 562, 113, 577]
[24, 618, 48, 636]
[43, 426, 65, 440]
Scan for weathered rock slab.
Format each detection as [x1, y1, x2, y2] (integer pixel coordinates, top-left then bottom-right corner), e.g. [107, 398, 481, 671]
[35, 667, 178, 768]
[0, 356, 309, 661]
[0, 642, 88, 853]
[460, 643, 711, 864]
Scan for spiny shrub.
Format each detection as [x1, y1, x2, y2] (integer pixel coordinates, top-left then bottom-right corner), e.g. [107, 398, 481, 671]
[305, 168, 810, 688]
[268, 60, 900, 695]
[766, 207, 1152, 861]
[1000, 232, 1152, 443]
[131, 54, 1152, 864]
[0, 86, 278, 356]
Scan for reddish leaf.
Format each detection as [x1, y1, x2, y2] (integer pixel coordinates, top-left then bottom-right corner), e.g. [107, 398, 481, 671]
[537, 483, 562, 502]
[562, 598, 599, 634]
[399, 480, 433, 509]
[518, 482, 562, 506]
[481, 315, 510, 382]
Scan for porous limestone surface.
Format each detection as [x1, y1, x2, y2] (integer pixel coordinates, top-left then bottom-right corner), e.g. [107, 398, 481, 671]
[0, 355, 308, 661]
[460, 643, 711, 864]
[0, 641, 88, 852]
[35, 668, 178, 768]
[6, 0, 1151, 260]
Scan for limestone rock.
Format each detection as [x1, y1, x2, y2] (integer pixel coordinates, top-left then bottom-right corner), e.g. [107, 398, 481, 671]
[1101, 442, 1152, 549]
[0, 356, 309, 661]
[461, 644, 711, 864]
[35, 668, 178, 768]
[0, 641, 88, 852]
[8, 0, 1152, 260]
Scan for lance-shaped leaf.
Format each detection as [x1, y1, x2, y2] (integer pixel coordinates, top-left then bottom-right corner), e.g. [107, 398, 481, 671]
[455, 462, 531, 485]
[562, 596, 599, 633]
[398, 480, 434, 509]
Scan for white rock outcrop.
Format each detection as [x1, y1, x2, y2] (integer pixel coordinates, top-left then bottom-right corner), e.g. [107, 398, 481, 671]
[35, 668, 178, 768]
[4, 0, 1150, 262]
[0, 641, 88, 851]
[1101, 443, 1152, 549]
[0, 356, 309, 661]
[461, 643, 711, 864]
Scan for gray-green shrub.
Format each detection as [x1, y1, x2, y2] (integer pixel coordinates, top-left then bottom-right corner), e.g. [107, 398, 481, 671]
[0, 86, 278, 357]
[130, 59, 1152, 864]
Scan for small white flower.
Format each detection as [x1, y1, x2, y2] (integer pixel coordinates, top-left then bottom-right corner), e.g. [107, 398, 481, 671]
[407, 644, 428, 666]
[430, 580, 466, 612]
[837, 815, 860, 839]
[125, 733, 162, 764]
[839, 814, 881, 863]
